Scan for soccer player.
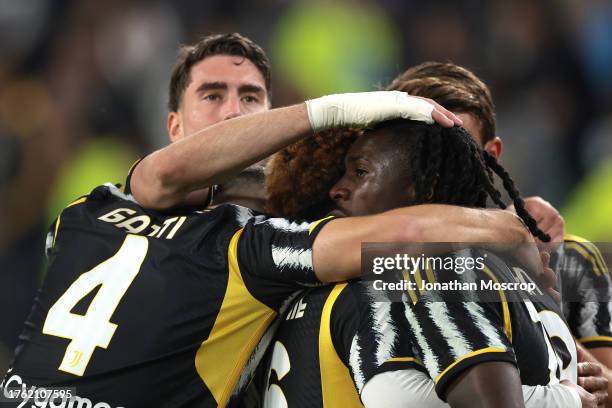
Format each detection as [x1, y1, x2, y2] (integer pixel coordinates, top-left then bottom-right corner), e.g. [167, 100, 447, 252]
[0, 34, 530, 408]
[387, 61, 612, 405]
[261, 120, 600, 408]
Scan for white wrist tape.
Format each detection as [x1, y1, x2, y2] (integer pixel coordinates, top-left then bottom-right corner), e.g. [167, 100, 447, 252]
[305, 91, 435, 132]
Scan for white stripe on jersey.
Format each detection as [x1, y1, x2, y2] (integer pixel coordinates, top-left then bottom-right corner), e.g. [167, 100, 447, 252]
[271, 246, 313, 271]
[234, 206, 255, 227]
[105, 182, 138, 203]
[427, 302, 471, 360]
[401, 294, 440, 378]
[349, 334, 366, 392]
[578, 302, 599, 337]
[463, 302, 507, 349]
[231, 291, 302, 400]
[364, 288, 397, 366]
[261, 218, 312, 233]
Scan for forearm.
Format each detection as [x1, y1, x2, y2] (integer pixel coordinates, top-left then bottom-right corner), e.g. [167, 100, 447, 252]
[132, 104, 311, 209]
[360, 370, 580, 408]
[312, 204, 529, 283]
[393, 206, 529, 244]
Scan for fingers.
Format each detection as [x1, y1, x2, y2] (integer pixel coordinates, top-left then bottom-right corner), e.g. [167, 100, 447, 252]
[523, 196, 565, 243]
[546, 287, 561, 305]
[579, 362, 604, 378]
[412, 96, 463, 127]
[579, 376, 608, 393]
[431, 109, 455, 128]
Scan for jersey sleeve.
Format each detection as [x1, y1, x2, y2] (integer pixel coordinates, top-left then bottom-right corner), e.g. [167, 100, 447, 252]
[560, 236, 612, 348]
[121, 158, 143, 196]
[332, 282, 426, 397]
[398, 251, 517, 401]
[237, 216, 334, 286]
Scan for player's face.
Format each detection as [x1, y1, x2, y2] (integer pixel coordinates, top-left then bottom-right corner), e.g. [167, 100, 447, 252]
[329, 130, 414, 217]
[168, 55, 269, 141]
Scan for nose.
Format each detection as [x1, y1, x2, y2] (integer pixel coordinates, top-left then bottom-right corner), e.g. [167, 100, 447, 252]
[223, 95, 242, 121]
[329, 180, 350, 203]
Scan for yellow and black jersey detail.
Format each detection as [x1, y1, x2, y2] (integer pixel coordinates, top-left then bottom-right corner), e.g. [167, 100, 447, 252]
[560, 234, 612, 349]
[10, 182, 333, 408]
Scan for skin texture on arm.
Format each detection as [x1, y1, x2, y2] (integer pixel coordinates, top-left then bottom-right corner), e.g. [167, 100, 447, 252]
[311, 205, 532, 283]
[445, 362, 525, 408]
[132, 104, 312, 209]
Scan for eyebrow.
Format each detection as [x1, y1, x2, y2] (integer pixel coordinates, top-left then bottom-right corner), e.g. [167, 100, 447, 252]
[195, 82, 265, 95]
[345, 154, 370, 164]
[238, 84, 266, 94]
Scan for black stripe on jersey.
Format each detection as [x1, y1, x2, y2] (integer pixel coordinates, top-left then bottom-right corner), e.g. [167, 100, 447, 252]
[237, 216, 333, 310]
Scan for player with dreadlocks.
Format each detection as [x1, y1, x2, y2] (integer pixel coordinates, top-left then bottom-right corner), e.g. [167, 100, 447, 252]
[389, 61, 612, 407]
[259, 120, 596, 408]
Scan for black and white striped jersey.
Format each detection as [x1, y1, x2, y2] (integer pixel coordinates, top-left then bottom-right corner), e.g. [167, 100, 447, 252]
[556, 235, 612, 349]
[400, 248, 577, 401]
[2, 182, 332, 408]
[259, 281, 416, 408]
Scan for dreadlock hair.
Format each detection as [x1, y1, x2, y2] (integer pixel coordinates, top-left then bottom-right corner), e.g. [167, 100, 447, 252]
[374, 119, 550, 242]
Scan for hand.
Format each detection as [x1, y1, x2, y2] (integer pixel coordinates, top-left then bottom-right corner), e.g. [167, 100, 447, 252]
[508, 196, 564, 250]
[540, 250, 561, 304]
[561, 380, 598, 408]
[305, 91, 463, 132]
[578, 362, 609, 407]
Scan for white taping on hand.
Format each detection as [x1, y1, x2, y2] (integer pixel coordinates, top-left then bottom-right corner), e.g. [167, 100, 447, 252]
[305, 91, 435, 132]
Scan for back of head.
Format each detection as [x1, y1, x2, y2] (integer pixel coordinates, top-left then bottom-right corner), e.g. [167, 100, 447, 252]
[168, 33, 272, 112]
[387, 62, 496, 143]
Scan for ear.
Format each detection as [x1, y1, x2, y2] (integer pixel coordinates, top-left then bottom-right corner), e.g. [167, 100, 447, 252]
[167, 111, 183, 143]
[483, 136, 503, 160]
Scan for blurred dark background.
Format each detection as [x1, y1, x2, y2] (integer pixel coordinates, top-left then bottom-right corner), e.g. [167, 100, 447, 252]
[1, 0, 611, 373]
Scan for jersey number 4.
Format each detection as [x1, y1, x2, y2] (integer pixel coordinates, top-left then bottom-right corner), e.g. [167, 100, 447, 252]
[42, 235, 148, 376]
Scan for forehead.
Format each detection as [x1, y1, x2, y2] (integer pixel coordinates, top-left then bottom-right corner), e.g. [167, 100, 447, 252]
[188, 54, 267, 89]
[347, 130, 397, 160]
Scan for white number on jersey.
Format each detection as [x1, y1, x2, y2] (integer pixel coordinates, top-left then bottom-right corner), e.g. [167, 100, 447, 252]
[263, 341, 291, 408]
[42, 235, 148, 376]
[524, 301, 577, 382]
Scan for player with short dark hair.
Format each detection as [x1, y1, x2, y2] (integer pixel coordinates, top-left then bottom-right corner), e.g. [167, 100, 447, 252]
[1, 33, 530, 407]
[168, 33, 273, 113]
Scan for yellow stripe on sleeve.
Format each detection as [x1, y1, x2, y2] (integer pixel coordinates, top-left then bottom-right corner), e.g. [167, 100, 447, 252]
[481, 265, 513, 344]
[434, 347, 508, 384]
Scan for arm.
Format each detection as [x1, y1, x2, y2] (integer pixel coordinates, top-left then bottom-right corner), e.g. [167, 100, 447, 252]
[131, 92, 462, 209]
[446, 362, 524, 408]
[132, 104, 311, 209]
[361, 369, 583, 408]
[313, 205, 532, 283]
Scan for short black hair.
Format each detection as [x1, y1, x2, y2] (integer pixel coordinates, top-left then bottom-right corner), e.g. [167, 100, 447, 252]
[168, 33, 271, 112]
